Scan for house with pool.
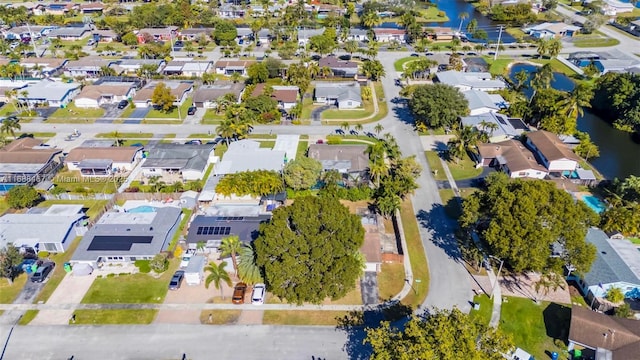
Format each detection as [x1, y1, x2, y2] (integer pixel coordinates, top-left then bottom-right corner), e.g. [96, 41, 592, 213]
[567, 228, 640, 312]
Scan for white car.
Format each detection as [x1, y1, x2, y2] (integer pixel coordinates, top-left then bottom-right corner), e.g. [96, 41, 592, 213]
[251, 283, 266, 305]
[179, 251, 193, 268]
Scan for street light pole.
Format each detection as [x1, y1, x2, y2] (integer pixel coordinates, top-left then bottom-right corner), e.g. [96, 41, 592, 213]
[405, 278, 417, 295]
[489, 255, 504, 299]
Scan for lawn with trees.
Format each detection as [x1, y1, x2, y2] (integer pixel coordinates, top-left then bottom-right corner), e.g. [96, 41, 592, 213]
[254, 196, 364, 305]
[408, 83, 469, 130]
[600, 175, 640, 237]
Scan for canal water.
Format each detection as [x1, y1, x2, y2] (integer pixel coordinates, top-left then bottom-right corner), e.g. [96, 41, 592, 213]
[508, 63, 640, 180]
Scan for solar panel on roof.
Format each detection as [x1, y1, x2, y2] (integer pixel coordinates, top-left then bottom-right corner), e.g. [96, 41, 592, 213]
[87, 236, 153, 251]
[497, 117, 508, 126]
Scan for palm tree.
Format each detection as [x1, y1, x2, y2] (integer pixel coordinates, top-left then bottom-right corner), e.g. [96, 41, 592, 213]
[559, 83, 593, 120]
[343, 40, 359, 56]
[362, 11, 381, 29]
[457, 12, 469, 33]
[530, 64, 553, 103]
[320, 66, 332, 79]
[216, 119, 236, 144]
[447, 125, 481, 163]
[184, 42, 196, 56]
[230, 72, 242, 83]
[196, 241, 206, 254]
[238, 243, 263, 285]
[354, 123, 363, 134]
[308, 63, 320, 80]
[374, 124, 384, 136]
[340, 121, 350, 135]
[547, 38, 562, 58]
[204, 261, 232, 299]
[219, 235, 242, 276]
[536, 38, 549, 58]
[368, 160, 388, 188]
[0, 119, 21, 139]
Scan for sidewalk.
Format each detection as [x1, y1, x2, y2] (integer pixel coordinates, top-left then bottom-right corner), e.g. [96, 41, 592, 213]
[30, 273, 97, 325]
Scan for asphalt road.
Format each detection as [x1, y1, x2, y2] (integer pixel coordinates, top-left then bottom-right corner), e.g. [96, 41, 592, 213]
[0, 324, 359, 360]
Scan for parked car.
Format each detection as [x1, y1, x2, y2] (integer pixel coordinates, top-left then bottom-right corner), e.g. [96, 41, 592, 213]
[185, 139, 202, 145]
[169, 270, 185, 290]
[31, 262, 55, 283]
[232, 282, 247, 304]
[187, 106, 197, 116]
[251, 283, 266, 305]
[180, 250, 194, 268]
[87, 39, 96, 46]
[117, 100, 129, 109]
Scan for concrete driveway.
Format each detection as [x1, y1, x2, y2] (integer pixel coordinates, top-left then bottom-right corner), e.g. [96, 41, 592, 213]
[124, 107, 150, 124]
[0, 274, 45, 325]
[30, 273, 97, 325]
[361, 272, 379, 305]
[95, 104, 124, 124]
[311, 105, 334, 122]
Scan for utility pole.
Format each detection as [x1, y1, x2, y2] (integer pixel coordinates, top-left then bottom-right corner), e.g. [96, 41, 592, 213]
[494, 25, 504, 61]
[25, 22, 39, 58]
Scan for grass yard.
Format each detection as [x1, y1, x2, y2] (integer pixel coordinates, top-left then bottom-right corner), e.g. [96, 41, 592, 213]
[145, 98, 193, 120]
[446, 154, 483, 180]
[572, 33, 620, 48]
[72, 310, 157, 325]
[500, 297, 572, 360]
[398, 200, 429, 308]
[299, 94, 316, 121]
[377, 263, 405, 300]
[38, 200, 108, 220]
[16, 132, 56, 139]
[262, 310, 350, 325]
[469, 294, 493, 327]
[267, 282, 362, 305]
[0, 198, 9, 215]
[53, 170, 124, 194]
[201, 109, 225, 124]
[394, 57, 418, 71]
[247, 134, 277, 139]
[81, 271, 174, 304]
[49, 103, 105, 119]
[199, 310, 242, 325]
[188, 133, 217, 139]
[122, 139, 149, 146]
[530, 58, 579, 76]
[0, 274, 28, 307]
[214, 143, 228, 157]
[259, 141, 275, 148]
[424, 151, 447, 181]
[370, 82, 389, 123]
[439, 189, 460, 219]
[169, 209, 193, 251]
[296, 141, 308, 158]
[628, 237, 640, 245]
[118, 106, 135, 119]
[485, 57, 515, 76]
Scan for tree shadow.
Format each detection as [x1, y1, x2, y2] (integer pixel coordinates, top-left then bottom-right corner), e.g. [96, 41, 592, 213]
[389, 97, 415, 126]
[416, 204, 463, 262]
[336, 301, 413, 360]
[542, 302, 571, 346]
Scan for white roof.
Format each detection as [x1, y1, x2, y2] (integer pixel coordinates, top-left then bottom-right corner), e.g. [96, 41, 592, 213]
[463, 90, 504, 111]
[0, 207, 84, 249]
[214, 140, 286, 175]
[436, 71, 506, 90]
[272, 135, 300, 162]
[20, 80, 80, 101]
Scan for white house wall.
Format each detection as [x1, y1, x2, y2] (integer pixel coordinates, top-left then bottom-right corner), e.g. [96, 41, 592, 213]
[548, 159, 578, 172]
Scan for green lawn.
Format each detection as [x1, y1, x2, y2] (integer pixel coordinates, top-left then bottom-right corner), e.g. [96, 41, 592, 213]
[214, 143, 228, 157]
[296, 141, 308, 158]
[16, 132, 56, 139]
[446, 154, 483, 180]
[49, 103, 105, 119]
[188, 133, 217, 139]
[500, 297, 572, 360]
[370, 82, 389, 123]
[469, 294, 493, 327]
[72, 309, 157, 325]
[53, 170, 124, 194]
[300, 95, 316, 121]
[259, 141, 275, 148]
[201, 109, 225, 124]
[322, 101, 374, 120]
[572, 33, 620, 48]
[424, 151, 447, 181]
[0, 198, 9, 215]
[0, 274, 28, 308]
[530, 58, 579, 76]
[485, 57, 514, 76]
[122, 139, 149, 146]
[168, 209, 193, 251]
[82, 271, 174, 304]
[0, 104, 19, 116]
[399, 200, 430, 308]
[145, 98, 193, 120]
[118, 106, 135, 119]
[378, 263, 405, 300]
[394, 57, 419, 71]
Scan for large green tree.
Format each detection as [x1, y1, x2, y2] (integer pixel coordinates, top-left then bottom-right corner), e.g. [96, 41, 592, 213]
[247, 62, 269, 84]
[6, 185, 40, 209]
[0, 244, 23, 284]
[213, 20, 238, 45]
[365, 308, 514, 360]
[591, 72, 640, 133]
[254, 196, 364, 304]
[215, 170, 284, 197]
[151, 83, 176, 113]
[409, 84, 469, 129]
[459, 173, 598, 273]
[282, 156, 322, 190]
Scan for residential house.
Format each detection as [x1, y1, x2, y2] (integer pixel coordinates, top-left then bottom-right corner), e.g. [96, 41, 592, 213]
[424, 27, 456, 41]
[585, 0, 634, 15]
[18, 80, 81, 107]
[373, 28, 407, 43]
[568, 306, 640, 360]
[111, 59, 165, 75]
[6, 3, 46, 16]
[180, 28, 214, 41]
[162, 61, 212, 77]
[308, 144, 369, 178]
[0, 138, 63, 191]
[361, 219, 382, 273]
[132, 80, 193, 108]
[214, 60, 255, 76]
[47, 25, 92, 41]
[191, 82, 244, 109]
[80, 2, 104, 14]
[135, 26, 178, 43]
[347, 28, 369, 42]
[251, 83, 299, 111]
[20, 58, 67, 78]
[567, 228, 640, 309]
[236, 28, 253, 42]
[0, 80, 29, 102]
[65, 146, 143, 176]
[314, 81, 362, 109]
[64, 57, 116, 77]
[141, 143, 215, 181]
[525, 130, 579, 174]
[217, 4, 245, 19]
[606, 231, 625, 240]
[567, 51, 640, 74]
[435, 70, 507, 91]
[318, 55, 359, 78]
[524, 22, 581, 39]
[74, 83, 136, 108]
[2, 25, 53, 41]
[71, 207, 182, 268]
[92, 29, 117, 43]
[297, 28, 325, 47]
[476, 140, 548, 179]
[0, 205, 87, 252]
[255, 29, 271, 45]
[463, 89, 508, 115]
[44, 2, 75, 16]
[461, 112, 528, 143]
[213, 140, 286, 176]
[186, 215, 271, 249]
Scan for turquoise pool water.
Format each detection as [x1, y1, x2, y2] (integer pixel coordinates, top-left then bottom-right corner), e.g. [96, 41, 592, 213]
[581, 195, 606, 214]
[128, 205, 157, 213]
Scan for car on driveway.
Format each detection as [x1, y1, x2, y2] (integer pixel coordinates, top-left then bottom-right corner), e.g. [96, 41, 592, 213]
[251, 283, 266, 305]
[187, 106, 197, 116]
[117, 100, 129, 109]
[232, 282, 247, 304]
[169, 270, 185, 290]
[180, 250, 194, 268]
[31, 262, 55, 283]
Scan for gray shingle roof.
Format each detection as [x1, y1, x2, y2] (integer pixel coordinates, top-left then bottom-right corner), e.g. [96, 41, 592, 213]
[186, 214, 271, 244]
[314, 82, 362, 103]
[142, 144, 214, 172]
[584, 228, 640, 287]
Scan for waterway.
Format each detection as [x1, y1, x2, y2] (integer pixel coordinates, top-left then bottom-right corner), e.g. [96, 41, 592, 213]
[508, 63, 640, 180]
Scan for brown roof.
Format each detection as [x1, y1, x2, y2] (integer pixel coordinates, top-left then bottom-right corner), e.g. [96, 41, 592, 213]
[526, 130, 579, 162]
[361, 227, 382, 263]
[0, 138, 61, 164]
[308, 144, 369, 172]
[133, 83, 192, 102]
[65, 146, 142, 163]
[477, 140, 548, 174]
[569, 306, 640, 356]
[20, 58, 66, 68]
[214, 60, 256, 69]
[251, 84, 298, 103]
[373, 28, 406, 35]
[77, 85, 133, 100]
[318, 56, 358, 69]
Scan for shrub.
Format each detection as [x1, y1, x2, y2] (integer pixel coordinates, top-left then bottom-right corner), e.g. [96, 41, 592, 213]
[150, 253, 168, 273]
[326, 135, 342, 144]
[134, 260, 151, 273]
[124, 186, 140, 193]
[6, 185, 41, 209]
[106, 273, 116, 278]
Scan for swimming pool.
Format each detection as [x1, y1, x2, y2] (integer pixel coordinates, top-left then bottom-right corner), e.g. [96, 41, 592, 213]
[581, 195, 607, 214]
[127, 205, 157, 213]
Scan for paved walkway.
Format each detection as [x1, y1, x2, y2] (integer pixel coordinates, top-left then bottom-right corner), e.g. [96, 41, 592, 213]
[0, 303, 366, 311]
[30, 273, 98, 325]
[236, 310, 264, 325]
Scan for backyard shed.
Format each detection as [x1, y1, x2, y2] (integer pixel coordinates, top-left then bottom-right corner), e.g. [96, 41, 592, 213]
[184, 255, 206, 285]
